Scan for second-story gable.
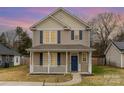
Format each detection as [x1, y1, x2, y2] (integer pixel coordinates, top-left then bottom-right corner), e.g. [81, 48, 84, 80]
[31, 8, 91, 47]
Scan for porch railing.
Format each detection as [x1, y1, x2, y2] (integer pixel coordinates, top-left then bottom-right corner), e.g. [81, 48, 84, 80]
[32, 65, 66, 73]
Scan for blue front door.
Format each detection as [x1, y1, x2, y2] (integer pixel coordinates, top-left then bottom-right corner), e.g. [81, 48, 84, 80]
[71, 56, 78, 72]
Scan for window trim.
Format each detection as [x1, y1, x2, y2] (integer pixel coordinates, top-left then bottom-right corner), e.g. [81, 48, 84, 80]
[43, 31, 57, 44]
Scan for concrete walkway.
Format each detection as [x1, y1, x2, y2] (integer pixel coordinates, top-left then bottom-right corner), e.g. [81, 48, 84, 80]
[0, 73, 81, 86]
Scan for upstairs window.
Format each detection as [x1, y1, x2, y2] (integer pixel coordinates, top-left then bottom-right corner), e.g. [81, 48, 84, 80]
[71, 30, 83, 40]
[44, 31, 49, 43]
[43, 31, 57, 44]
[74, 31, 79, 40]
[51, 32, 56, 43]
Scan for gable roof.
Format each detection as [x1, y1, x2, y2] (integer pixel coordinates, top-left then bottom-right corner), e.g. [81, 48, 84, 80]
[105, 41, 124, 54]
[113, 42, 124, 51]
[0, 44, 21, 56]
[30, 8, 90, 31]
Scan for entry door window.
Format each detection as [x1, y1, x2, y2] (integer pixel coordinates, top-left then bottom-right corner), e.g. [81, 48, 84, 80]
[82, 52, 87, 62]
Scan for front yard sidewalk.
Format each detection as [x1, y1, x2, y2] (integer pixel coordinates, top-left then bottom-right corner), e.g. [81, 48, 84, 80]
[0, 73, 81, 86]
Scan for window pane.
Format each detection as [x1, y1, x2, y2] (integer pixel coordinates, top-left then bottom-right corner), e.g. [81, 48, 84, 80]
[51, 53, 57, 65]
[82, 53, 87, 62]
[43, 53, 48, 65]
[44, 32, 49, 43]
[51, 32, 56, 43]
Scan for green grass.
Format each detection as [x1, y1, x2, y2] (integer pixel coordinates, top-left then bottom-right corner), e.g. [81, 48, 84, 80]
[74, 65, 124, 86]
[0, 65, 72, 83]
[92, 65, 119, 75]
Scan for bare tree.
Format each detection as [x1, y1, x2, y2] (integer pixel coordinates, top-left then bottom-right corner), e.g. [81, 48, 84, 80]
[91, 12, 121, 56]
[113, 15, 124, 41]
[3, 27, 23, 47]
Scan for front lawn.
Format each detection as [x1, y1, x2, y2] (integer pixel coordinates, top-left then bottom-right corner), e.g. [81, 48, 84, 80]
[74, 65, 124, 86]
[0, 65, 72, 83]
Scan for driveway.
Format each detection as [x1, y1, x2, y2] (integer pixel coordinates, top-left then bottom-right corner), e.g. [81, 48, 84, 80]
[0, 73, 81, 86]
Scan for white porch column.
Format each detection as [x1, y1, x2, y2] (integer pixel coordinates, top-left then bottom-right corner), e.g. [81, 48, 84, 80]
[88, 51, 92, 74]
[66, 51, 68, 73]
[30, 51, 32, 73]
[48, 51, 51, 73]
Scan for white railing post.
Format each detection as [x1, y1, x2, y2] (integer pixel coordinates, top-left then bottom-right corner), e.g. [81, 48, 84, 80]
[66, 51, 68, 73]
[89, 51, 92, 74]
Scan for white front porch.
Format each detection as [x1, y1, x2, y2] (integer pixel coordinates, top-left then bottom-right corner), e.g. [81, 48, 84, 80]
[29, 51, 92, 74]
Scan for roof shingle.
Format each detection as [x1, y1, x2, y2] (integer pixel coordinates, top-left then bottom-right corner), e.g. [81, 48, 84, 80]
[28, 44, 94, 51]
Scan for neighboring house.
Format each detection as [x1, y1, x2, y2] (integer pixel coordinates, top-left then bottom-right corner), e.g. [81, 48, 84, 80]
[27, 8, 95, 74]
[105, 41, 124, 68]
[0, 44, 21, 67]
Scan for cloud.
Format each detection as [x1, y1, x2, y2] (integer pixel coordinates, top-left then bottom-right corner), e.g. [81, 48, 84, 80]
[0, 16, 36, 30]
[25, 7, 56, 15]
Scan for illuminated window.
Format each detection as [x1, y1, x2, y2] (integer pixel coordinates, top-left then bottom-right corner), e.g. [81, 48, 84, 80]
[82, 53, 87, 62]
[43, 53, 48, 65]
[51, 32, 56, 43]
[44, 32, 49, 43]
[51, 53, 57, 65]
[43, 31, 57, 44]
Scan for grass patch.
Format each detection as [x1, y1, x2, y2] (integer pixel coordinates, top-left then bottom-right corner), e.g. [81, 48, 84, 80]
[0, 65, 72, 83]
[73, 65, 124, 86]
[93, 65, 119, 75]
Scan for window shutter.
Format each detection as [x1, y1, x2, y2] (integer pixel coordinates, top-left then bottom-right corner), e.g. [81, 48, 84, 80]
[57, 53, 61, 65]
[71, 30, 74, 40]
[79, 30, 83, 40]
[57, 31, 61, 44]
[40, 53, 43, 65]
[40, 31, 43, 43]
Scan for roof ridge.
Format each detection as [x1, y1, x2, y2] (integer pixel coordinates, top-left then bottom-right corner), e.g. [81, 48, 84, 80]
[30, 7, 90, 30]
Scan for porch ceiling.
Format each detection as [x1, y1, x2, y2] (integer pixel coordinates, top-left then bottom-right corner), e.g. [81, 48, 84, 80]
[27, 44, 95, 52]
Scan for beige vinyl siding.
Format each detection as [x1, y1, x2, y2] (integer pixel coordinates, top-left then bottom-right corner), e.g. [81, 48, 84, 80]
[60, 53, 66, 65]
[52, 10, 86, 29]
[36, 18, 63, 30]
[32, 31, 40, 47]
[32, 10, 90, 47]
[60, 30, 90, 46]
[33, 52, 40, 65]
[106, 44, 121, 67]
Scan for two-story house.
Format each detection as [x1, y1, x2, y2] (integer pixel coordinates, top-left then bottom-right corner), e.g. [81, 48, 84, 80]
[27, 8, 95, 74]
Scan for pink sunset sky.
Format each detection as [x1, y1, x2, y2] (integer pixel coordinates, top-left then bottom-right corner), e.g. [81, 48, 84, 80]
[0, 7, 124, 35]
